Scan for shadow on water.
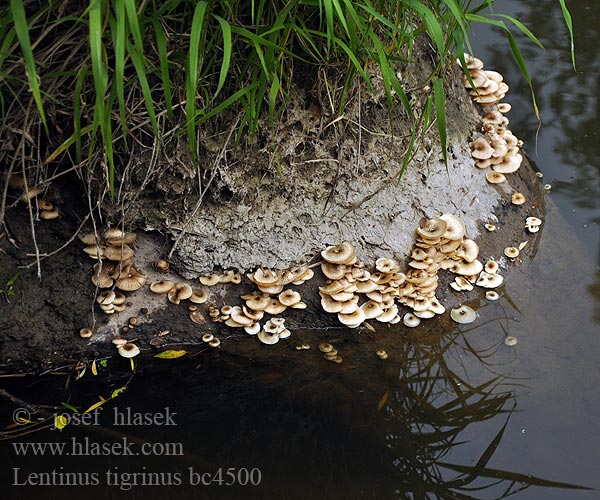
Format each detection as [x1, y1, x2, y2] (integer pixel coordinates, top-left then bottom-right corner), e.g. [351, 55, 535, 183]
[0, 318, 591, 499]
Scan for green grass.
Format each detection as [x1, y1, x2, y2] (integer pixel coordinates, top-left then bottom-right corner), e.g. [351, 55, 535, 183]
[0, 0, 576, 199]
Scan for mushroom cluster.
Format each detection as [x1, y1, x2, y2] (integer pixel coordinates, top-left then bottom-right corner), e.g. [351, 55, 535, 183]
[318, 242, 403, 328]
[205, 264, 312, 344]
[462, 54, 524, 182]
[199, 270, 243, 286]
[81, 228, 148, 315]
[149, 280, 209, 306]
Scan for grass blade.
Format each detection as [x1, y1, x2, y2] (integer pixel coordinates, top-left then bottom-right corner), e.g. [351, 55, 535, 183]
[9, 0, 47, 131]
[127, 40, 158, 136]
[152, 18, 173, 119]
[111, 1, 127, 141]
[433, 76, 447, 167]
[186, 1, 208, 160]
[506, 30, 539, 120]
[557, 0, 576, 70]
[213, 15, 232, 100]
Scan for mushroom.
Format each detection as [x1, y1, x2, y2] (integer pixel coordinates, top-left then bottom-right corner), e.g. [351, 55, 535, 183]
[511, 192, 526, 205]
[79, 328, 93, 339]
[486, 171, 507, 184]
[440, 214, 466, 240]
[504, 247, 520, 259]
[416, 218, 447, 240]
[245, 292, 272, 311]
[361, 301, 384, 319]
[338, 307, 366, 327]
[208, 338, 221, 348]
[456, 239, 479, 263]
[199, 274, 221, 286]
[278, 289, 302, 307]
[189, 288, 208, 304]
[153, 259, 170, 273]
[244, 323, 261, 335]
[150, 280, 175, 294]
[116, 268, 147, 292]
[118, 343, 140, 358]
[476, 272, 503, 288]
[470, 137, 494, 160]
[484, 259, 499, 274]
[321, 241, 356, 265]
[485, 291, 500, 301]
[168, 282, 193, 304]
[450, 305, 477, 324]
[202, 333, 214, 343]
[264, 299, 287, 315]
[40, 208, 60, 220]
[450, 276, 474, 292]
[375, 258, 400, 273]
[321, 262, 347, 280]
[403, 313, 421, 328]
[103, 245, 135, 262]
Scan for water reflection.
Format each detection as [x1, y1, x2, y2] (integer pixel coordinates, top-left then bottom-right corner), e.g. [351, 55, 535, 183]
[1, 318, 590, 499]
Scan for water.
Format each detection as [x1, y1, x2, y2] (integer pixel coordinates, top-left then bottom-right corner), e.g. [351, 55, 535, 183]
[2, 1, 600, 498]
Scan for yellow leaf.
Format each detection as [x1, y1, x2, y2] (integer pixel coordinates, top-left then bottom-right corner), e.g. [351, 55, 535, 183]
[364, 322, 376, 333]
[377, 390, 389, 411]
[130, 357, 135, 372]
[75, 367, 86, 380]
[111, 386, 127, 399]
[54, 415, 68, 430]
[84, 397, 107, 414]
[154, 349, 188, 359]
[91, 360, 98, 376]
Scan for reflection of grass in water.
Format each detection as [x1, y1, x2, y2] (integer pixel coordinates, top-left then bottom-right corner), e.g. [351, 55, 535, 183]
[378, 332, 591, 498]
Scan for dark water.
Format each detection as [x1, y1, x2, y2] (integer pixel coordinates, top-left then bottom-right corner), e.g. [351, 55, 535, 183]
[2, 1, 600, 498]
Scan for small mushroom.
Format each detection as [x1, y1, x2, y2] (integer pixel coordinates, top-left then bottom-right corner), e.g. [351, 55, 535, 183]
[153, 259, 170, 273]
[450, 305, 477, 324]
[511, 192, 526, 205]
[79, 328, 93, 339]
[416, 218, 447, 239]
[321, 241, 356, 265]
[278, 289, 302, 307]
[403, 313, 421, 328]
[208, 338, 221, 348]
[189, 288, 208, 304]
[504, 247, 520, 259]
[440, 214, 466, 240]
[199, 274, 221, 286]
[486, 171, 507, 184]
[202, 333, 214, 343]
[118, 343, 140, 358]
[485, 291, 500, 301]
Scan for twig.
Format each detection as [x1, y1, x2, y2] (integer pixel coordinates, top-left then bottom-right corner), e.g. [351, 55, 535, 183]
[21, 209, 94, 267]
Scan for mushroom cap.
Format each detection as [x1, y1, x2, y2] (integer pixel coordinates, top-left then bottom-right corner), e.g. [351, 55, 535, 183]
[486, 291, 500, 301]
[476, 271, 504, 288]
[428, 298, 446, 315]
[279, 329, 291, 339]
[91, 273, 114, 288]
[492, 153, 522, 174]
[106, 232, 137, 246]
[225, 317, 246, 328]
[251, 268, 280, 286]
[257, 330, 280, 345]
[452, 260, 483, 276]
[463, 69, 487, 87]
[361, 300, 384, 319]
[257, 282, 285, 295]
[292, 267, 314, 285]
[202, 333, 214, 343]
[112, 337, 127, 347]
[278, 289, 302, 307]
[470, 137, 494, 160]
[242, 305, 264, 321]
[150, 280, 175, 294]
[291, 301, 307, 310]
[504, 246, 520, 259]
[457, 239, 479, 263]
[118, 343, 140, 358]
[321, 262, 347, 280]
[484, 260, 499, 274]
[526, 216, 542, 226]
[320, 295, 344, 313]
[168, 282, 193, 304]
[97, 290, 116, 305]
[464, 54, 484, 71]
[414, 309, 435, 319]
[375, 258, 400, 273]
[497, 102, 511, 113]
[113, 292, 127, 305]
[116, 271, 147, 291]
[321, 241, 356, 265]
[208, 338, 221, 348]
[486, 171, 507, 184]
[79, 328, 93, 339]
[103, 245, 135, 262]
[104, 228, 123, 240]
[230, 306, 255, 326]
[450, 276, 474, 291]
[417, 218, 447, 239]
[403, 313, 421, 327]
[244, 323, 261, 335]
[511, 192, 526, 205]
[484, 223, 497, 232]
[264, 299, 288, 315]
[83, 245, 105, 259]
[320, 280, 346, 294]
[450, 305, 478, 324]
[338, 307, 366, 326]
[439, 214, 467, 240]
[79, 233, 99, 246]
[189, 288, 208, 304]
[245, 292, 272, 311]
[376, 305, 399, 323]
[199, 274, 221, 286]
[339, 296, 359, 314]
[40, 208, 60, 220]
